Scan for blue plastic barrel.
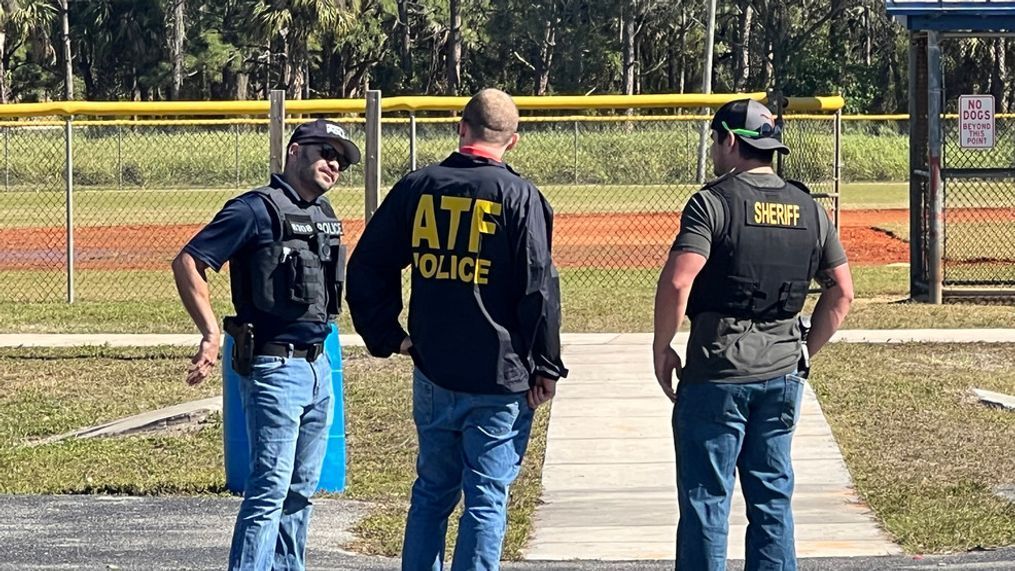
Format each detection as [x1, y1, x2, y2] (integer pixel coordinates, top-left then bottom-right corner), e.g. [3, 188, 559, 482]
[222, 323, 347, 494]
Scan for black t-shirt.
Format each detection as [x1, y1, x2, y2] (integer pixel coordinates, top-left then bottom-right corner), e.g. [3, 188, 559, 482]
[671, 171, 847, 383]
[184, 174, 331, 345]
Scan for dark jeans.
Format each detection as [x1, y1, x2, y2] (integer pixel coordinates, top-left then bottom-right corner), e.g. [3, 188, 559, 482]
[673, 373, 804, 571]
[401, 369, 534, 571]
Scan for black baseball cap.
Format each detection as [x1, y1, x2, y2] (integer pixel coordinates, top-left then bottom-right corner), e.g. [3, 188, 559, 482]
[288, 119, 361, 167]
[710, 99, 789, 155]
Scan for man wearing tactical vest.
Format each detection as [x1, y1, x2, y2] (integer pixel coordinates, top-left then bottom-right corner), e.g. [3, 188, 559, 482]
[172, 119, 359, 570]
[652, 99, 854, 570]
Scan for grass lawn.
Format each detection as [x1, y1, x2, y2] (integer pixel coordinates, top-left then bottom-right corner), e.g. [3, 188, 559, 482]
[0, 345, 546, 559]
[813, 342, 1015, 553]
[0, 183, 912, 229]
[1, 265, 1012, 333]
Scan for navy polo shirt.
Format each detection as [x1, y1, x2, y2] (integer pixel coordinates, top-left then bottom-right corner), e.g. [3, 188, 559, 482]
[184, 174, 331, 345]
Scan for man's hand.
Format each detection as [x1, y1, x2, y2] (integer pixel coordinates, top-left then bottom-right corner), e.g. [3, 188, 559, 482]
[399, 336, 413, 355]
[527, 376, 557, 409]
[653, 346, 682, 403]
[186, 335, 220, 386]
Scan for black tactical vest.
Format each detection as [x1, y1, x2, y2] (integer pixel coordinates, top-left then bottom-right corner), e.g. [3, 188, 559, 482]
[230, 186, 346, 323]
[686, 174, 822, 321]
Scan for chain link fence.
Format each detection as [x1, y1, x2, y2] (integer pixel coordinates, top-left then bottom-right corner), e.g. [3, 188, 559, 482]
[0, 107, 841, 308]
[941, 110, 1015, 287]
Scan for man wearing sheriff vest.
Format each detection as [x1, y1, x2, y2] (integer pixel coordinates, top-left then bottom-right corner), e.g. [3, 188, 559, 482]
[346, 88, 567, 570]
[652, 99, 854, 570]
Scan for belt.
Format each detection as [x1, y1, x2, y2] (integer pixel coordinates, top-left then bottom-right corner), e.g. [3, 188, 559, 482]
[256, 341, 324, 361]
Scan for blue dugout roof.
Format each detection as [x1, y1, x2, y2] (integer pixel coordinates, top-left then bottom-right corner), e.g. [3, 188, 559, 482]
[886, 1, 1015, 30]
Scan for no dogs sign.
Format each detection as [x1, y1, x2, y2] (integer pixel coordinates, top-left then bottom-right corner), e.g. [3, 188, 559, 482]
[959, 95, 995, 150]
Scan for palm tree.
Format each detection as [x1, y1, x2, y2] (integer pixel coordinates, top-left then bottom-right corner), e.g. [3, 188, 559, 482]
[251, 0, 357, 99]
[0, 0, 57, 103]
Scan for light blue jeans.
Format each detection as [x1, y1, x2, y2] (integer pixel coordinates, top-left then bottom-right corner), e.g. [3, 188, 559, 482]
[673, 373, 805, 571]
[401, 369, 534, 571]
[229, 352, 333, 571]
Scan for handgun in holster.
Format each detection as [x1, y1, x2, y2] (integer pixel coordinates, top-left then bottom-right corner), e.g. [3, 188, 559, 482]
[223, 316, 255, 376]
[797, 314, 812, 379]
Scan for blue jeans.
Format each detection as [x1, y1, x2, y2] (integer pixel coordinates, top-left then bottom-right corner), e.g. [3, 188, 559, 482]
[229, 352, 334, 571]
[401, 369, 534, 571]
[673, 373, 804, 571]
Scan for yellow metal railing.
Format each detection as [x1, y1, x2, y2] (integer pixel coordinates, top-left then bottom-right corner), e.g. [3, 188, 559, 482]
[0, 93, 844, 118]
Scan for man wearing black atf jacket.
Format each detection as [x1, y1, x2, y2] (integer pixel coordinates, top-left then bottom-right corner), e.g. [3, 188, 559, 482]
[652, 99, 854, 571]
[172, 119, 359, 570]
[346, 88, 567, 570]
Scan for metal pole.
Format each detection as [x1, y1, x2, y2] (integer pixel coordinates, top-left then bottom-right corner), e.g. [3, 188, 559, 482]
[269, 90, 285, 174]
[65, 117, 74, 303]
[908, 31, 923, 299]
[116, 126, 122, 190]
[927, 30, 944, 304]
[4, 127, 8, 192]
[234, 123, 241, 189]
[695, 0, 718, 184]
[365, 90, 382, 221]
[573, 120, 579, 184]
[833, 108, 842, 233]
[409, 112, 417, 171]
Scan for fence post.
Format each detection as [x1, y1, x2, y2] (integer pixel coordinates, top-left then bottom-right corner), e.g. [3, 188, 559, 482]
[409, 112, 417, 172]
[234, 123, 241, 189]
[3, 126, 8, 192]
[65, 116, 74, 303]
[927, 30, 944, 304]
[365, 90, 381, 222]
[833, 109, 842, 232]
[573, 120, 579, 184]
[116, 125, 122, 190]
[269, 90, 285, 174]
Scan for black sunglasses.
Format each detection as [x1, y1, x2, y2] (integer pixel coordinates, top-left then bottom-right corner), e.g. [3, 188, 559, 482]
[310, 144, 350, 171]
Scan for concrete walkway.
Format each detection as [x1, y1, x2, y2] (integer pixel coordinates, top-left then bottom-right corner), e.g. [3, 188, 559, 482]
[5, 328, 1015, 562]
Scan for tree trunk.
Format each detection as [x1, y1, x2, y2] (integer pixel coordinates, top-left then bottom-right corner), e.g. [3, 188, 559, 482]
[678, 9, 686, 92]
[829, 0, 846, 77]
[398, 0, 412, 84]
[235, 70, 248, 100]
[170, 0, 185, 99]
[447, 0, 461, 95]
[0, 30, 7, 104]
[57, 0, 73, 100]
[734, 1, 752, 91]
[621, 4, 635, 96]
[991, 38, 1007, 109]
[534, 10, 557, 95]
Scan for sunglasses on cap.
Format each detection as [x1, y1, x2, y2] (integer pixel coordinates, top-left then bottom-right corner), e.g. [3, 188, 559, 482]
[722, 120, 782, 140]
[309, 144, 351, 171]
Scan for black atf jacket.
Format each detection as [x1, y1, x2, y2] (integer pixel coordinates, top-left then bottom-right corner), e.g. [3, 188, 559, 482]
[346, 151, 568, 394]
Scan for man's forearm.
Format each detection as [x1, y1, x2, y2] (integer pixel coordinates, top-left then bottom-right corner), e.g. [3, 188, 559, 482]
[653, 282, 689, 353]
[808, 265, 854, 356]
[172, 252, 219, 339]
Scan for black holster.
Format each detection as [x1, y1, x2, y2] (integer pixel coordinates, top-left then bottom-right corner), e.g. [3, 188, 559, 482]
[224, 316, 255, 376]
[797, 314, 812, 379]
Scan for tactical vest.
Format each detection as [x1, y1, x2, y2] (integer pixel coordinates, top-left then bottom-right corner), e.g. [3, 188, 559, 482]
[686, 174, 822, 321]
[230, 186, 346, 323]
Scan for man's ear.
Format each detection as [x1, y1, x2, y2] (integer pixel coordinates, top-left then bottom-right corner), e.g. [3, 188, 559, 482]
[458, 121, 467, 140]
[505, 132, 519, 152]
[287, 142, 300, 157]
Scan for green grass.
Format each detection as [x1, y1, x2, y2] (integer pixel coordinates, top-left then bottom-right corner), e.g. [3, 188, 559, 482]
[0, 182, 911, 230]
[0, 345, 547, 558]
[341, 350, 549, 559]
[813, 343, 1015, 553]
[0, 345, 226, 495]
[1, 265, 1011, 333]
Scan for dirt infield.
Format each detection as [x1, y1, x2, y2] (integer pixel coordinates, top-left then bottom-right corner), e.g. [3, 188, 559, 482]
[2, 208, 1012, 271]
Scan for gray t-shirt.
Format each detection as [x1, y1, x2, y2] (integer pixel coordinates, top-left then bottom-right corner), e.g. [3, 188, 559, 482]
[671, 172, 847, 383]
